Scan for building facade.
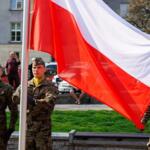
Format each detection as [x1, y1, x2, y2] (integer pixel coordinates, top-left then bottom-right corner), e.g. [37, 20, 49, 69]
[0, 0, 129, 65]
[0, 0, 23, 64]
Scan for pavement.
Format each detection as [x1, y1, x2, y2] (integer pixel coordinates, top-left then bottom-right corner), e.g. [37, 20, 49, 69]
[6, 104, 112, 112]
[54, 104, 112, 111]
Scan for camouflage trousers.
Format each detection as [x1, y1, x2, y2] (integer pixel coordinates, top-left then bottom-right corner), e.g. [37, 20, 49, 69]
[0, 136, 7, 150]
[26, 120, 52, 150]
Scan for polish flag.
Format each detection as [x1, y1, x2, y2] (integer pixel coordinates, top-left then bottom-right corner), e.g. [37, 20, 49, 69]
[30, 0, 150, 129]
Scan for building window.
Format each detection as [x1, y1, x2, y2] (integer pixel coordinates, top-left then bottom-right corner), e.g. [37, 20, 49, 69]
[120, 3, 128, 17]
[10, 0, 23, 10]
[10, 22, 21, 42]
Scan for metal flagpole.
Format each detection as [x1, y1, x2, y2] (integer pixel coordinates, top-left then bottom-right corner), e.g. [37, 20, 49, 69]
[19, 0, 30, 149]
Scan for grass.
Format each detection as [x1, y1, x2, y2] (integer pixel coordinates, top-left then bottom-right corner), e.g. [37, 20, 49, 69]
[8, 110, 150, 133]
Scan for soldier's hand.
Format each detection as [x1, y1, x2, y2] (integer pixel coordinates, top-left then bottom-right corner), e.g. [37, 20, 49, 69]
[5, 128, 14, 143]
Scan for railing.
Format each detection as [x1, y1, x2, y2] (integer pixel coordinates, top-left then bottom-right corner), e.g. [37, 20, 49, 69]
[8, 131, 150, 150]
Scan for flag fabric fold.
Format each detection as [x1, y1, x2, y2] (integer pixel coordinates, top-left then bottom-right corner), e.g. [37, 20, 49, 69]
[30, 0, 150, 129]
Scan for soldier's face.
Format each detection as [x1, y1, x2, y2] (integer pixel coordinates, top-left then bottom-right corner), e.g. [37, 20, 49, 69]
[32, 65, 46, 78]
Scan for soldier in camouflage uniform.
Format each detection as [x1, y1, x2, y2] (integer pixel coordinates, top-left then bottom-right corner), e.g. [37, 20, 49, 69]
[141, 105, 150, 127]
[0, 65, 18, 150]
[141, 106, 150, 147]
[13, 57, 58, 150]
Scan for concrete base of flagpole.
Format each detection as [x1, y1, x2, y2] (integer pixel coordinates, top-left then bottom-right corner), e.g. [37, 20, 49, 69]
[8, 131, 150, 150]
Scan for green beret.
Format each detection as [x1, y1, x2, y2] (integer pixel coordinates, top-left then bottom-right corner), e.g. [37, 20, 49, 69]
[32, 57, 45, 67]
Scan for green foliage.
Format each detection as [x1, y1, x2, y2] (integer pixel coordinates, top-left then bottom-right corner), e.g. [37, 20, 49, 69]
[6, 113, 19, 130]
[126, 0, 150, 34]
[52, 110, 150, 133]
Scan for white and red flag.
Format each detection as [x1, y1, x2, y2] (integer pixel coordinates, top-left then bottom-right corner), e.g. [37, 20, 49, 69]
[30, 0, 150, 129]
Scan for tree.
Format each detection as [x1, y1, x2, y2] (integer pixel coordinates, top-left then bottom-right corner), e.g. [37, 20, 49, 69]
[126, 0, 150, 34]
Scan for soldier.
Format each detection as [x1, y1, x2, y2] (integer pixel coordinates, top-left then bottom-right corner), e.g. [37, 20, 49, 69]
[141, 106, 150, 125]
[0, 65, 18, 150]
[141, 106, 150, 147]
[13, 57, 58, 150]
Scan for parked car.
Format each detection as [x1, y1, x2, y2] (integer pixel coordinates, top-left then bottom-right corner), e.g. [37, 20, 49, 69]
[52, 75, 62, 87]
[58, 80, 73, 94]
[45, 62, 57, 75]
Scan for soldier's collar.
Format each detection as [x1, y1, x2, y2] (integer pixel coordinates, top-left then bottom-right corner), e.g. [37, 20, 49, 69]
[33, 77, 43, 87]
[29, 78, 48, 87]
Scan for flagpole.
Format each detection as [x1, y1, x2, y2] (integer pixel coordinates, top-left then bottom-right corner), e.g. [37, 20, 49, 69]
[19, 0, 30, 149]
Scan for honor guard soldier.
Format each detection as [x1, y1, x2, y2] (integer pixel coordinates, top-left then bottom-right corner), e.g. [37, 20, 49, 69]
[0, 65, 18, 150]
[13, 57, 58, 150]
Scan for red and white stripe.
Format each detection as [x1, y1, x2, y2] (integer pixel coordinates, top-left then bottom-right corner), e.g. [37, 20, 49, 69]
[30, 0, 150, 129]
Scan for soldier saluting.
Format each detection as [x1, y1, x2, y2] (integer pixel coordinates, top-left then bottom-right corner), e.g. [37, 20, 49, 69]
[0, 65, 18, 150]
[13, 57, 58, 150]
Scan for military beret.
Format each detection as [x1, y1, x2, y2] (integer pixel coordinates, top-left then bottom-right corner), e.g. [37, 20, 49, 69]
[32, 57, 45, 67]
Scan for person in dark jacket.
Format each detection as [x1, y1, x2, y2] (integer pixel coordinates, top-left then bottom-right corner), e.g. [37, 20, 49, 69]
[0, 65, 18, 150]
[6, 51, 20, 89]
[13, 57, 58, 150]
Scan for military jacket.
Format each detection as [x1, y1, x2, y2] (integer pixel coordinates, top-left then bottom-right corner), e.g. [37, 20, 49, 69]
[0, 80, 18, 132]
[13, 79, 58, 121]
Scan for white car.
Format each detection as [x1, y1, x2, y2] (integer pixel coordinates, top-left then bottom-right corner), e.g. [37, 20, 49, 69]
[58, 80, 72, 94]
[52, 75, 62, 87]
[45, 62, 57, 75]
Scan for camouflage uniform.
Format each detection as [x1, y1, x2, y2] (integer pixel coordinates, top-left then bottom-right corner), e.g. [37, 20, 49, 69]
[13, 79, 58, 150]
[0, 80, 18, 150]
